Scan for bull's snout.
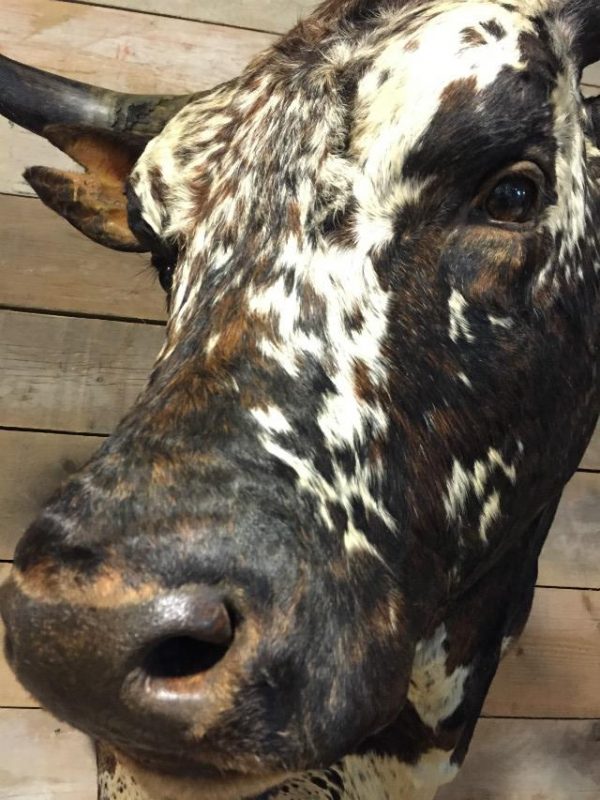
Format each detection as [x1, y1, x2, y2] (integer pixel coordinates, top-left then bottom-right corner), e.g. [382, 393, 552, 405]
[0, 571, 240, 757]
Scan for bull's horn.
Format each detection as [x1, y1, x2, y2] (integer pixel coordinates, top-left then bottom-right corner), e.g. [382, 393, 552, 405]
[0, 52, 196, 140]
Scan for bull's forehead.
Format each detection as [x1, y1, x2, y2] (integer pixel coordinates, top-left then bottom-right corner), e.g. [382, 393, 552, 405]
[133, 0, 567, 253]
[352, 2, 536, 175]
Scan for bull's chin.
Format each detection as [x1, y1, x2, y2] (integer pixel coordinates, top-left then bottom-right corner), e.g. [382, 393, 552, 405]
[113, 748, 293, 800]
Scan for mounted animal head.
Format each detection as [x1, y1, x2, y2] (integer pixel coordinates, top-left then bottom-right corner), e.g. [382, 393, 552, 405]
[2, 1, 600, 798]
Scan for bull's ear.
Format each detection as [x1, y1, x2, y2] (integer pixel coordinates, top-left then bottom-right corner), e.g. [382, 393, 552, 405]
[0, 53, 196, 251]
[25, 125, 145, 252]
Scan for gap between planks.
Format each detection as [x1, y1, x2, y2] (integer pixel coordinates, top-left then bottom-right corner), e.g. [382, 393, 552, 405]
[0, 304, 166, 327]
[63, 0, 283, 36]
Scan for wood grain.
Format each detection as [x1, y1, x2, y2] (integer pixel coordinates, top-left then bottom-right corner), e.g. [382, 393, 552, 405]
[483, 588, 600, 717]
[0, 708, 97, 799]
[538, 472, 600, 589]
[0, 0, 274, 196]
[0, 430, 103, 560]
[580, 422, 600, 470]
[435, 718, 600, 800]
[0, 195, 166, 321]
[584, 62, 600, 87]
[68, 0, 317, 34]
[0, 310, 164, 434]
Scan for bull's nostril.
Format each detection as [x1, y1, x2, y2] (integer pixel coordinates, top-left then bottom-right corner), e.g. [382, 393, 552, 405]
[144, 635, 229, 679]
[134, 590, 234, 685]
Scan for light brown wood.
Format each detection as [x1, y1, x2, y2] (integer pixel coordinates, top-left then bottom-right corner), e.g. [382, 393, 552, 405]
[580, 422, 600, 470]
[0, 430, 104, 560]
[435, 718, 600, 799]
[538, 472, 600, 589]
[0, 0, 274, 196]
[69, 0, 317, 34]
[483, 588, 600, 717]
[0, 195, 166, 321]
[584, 62, 600, 87]
[0, 708, 97, 798]
[0, 564, 37, 708]
[0, 310, 164, 434]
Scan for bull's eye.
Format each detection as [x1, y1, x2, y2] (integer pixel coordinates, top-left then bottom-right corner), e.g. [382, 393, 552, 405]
[476, 162, 545, 227]
[125, 183, 177, 295]
[485, 176, 538, 223]
[152, 254, 175, 293]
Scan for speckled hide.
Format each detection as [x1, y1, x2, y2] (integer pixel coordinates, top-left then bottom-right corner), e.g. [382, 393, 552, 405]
[2, 2, 600, 800]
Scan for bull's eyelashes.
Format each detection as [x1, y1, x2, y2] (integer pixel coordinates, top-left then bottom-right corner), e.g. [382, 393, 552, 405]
[151, 251, 177, 293]
[472, 162, 547, 228]
[125, 186, 178, 294]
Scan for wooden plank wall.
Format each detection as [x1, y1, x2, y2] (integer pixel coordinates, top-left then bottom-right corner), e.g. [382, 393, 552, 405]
[0, 2, 599, 798]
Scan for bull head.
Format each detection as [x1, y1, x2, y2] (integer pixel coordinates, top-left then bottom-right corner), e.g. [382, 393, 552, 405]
[1, 2, 600, 799]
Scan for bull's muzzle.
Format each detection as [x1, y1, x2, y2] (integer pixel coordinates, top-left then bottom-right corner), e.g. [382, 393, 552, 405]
[0, 570, 244, 759]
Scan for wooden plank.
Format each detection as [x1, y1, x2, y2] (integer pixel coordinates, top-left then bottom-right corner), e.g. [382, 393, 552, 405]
[483, 588, 600, 718]
[582, 85, 600, 98]
[67, 0, 317, 34]
[0, 564, 38, 708]
[0, 0, 274, 196]
[0, 708, 96, 799]
[581, 422, 600, 470]
[539, 472, 600, 589]
[0, 310, 164, 434]
[435, 719, 600, 799]
[0, 430, 103, 560]
[0, 195, 165, 321]
[584, 62, 600, 87]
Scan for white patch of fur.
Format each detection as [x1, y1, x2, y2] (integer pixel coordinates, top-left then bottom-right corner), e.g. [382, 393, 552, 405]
[344, 522, 381, 557]
[448, 290, 474, 344]
[408, 625, 471, 730]
[338, 750, 457, 800]
[351, 2, 532, 228]
[251, 406, 292, 435]
[443, 444, 520, 527]
[100, 749, 458, 800]
[536, 32, 588, 293]
[478, 489, 501, 542]
[246, 236, 396, 548]
[488, 314, 514, 329]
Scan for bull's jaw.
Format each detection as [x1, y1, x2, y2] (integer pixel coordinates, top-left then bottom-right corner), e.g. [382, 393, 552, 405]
[98, 743, 292, 800]
[98, 744, 456, 800]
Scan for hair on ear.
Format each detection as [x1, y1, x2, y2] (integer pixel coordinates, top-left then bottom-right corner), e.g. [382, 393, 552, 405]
[24, 125, 149, 252]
